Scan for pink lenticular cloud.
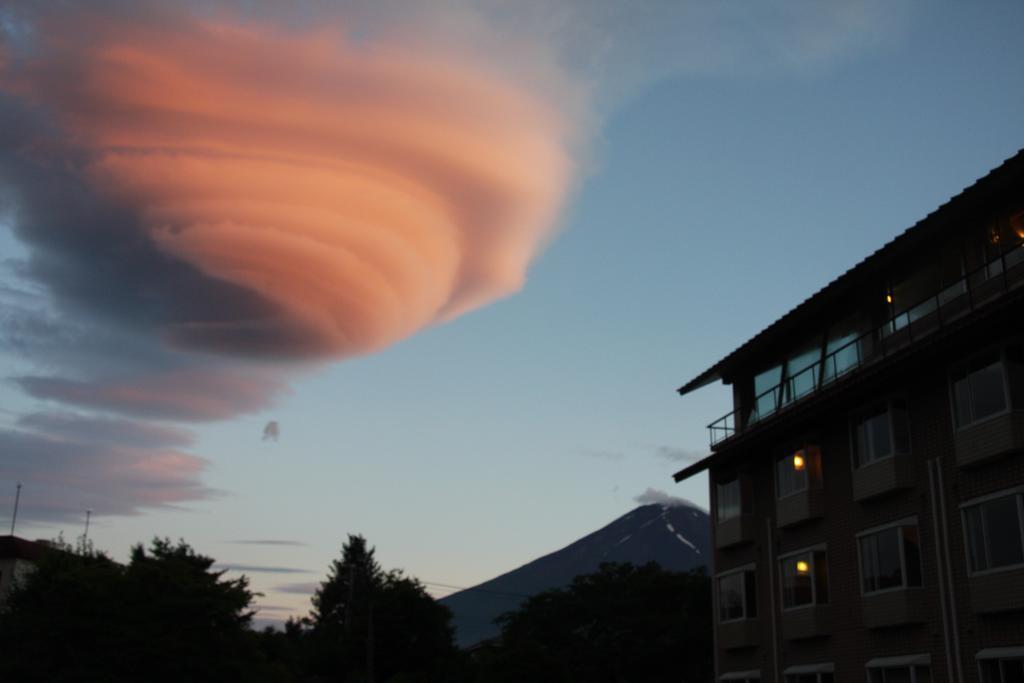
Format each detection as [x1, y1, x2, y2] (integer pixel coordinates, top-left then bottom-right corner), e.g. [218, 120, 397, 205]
[7, 12, 576, 360]
[17, 367, 286, 422]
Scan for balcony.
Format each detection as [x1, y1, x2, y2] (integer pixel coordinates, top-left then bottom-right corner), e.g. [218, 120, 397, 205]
[708, 243, 1024, 448]
[718, 619, 761, 650]
[970, 567, 1024, 614]
[955, 410, 1024, 468]
[852, 455, 913, 501]
[781, 605, 831, 640]
[776, 489, 823, 528]
[716, 514, 757, 549]
[862, 589, 928, 628]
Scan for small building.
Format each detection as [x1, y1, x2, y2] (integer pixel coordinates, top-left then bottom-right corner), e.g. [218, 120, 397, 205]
[0, 536, 47, 607]
[674, 150, 1024, 683]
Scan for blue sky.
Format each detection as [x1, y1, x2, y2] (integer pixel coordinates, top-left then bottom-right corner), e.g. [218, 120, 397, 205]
[1, 1, 1022, 623]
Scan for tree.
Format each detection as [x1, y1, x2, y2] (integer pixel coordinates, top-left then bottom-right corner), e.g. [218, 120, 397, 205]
[0, 537, 277, 683]
[307, 534, 461, 682]
[471, 562, 712, 683]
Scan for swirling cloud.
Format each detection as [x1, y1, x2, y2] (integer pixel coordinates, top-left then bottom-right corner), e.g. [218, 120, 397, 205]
[2, 10, 575, 360]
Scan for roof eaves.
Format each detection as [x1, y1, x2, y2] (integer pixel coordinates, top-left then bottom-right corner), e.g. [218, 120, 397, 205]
[674, 147, 1024, 396]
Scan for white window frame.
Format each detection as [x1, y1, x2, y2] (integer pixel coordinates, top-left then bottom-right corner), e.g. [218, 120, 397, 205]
[948, 347, 1014, 431]
[866, 664, 932, 683]
[977, 647, 1024, 683]
[856, 517, 923, 596]
[782, 663, 834, 683]
[778, 544, 827, 612]
[959, 487, 1024, 577]
[848, 398, 911, 470]
[716, 563, 757, 624]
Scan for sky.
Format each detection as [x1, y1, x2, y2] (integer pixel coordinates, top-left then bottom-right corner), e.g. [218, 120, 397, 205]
[1, 0, 1022, 625]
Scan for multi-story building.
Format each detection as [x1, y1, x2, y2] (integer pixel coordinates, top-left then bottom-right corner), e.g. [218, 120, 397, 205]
[674, 150, 1024, 683]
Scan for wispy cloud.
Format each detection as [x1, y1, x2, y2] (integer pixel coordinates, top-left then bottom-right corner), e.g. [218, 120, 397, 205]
[228, 539, 307, 547]
[214, 564, 311, 575]
[579, 448, 626, 462]
[633, 487, 704, 511]
[274, 581, 319, 595]
[0, 426, 214, 522]
[654, 446, 705, 463]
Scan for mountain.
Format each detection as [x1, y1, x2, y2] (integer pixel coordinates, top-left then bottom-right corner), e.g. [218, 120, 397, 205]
[439, 502, 710, 647]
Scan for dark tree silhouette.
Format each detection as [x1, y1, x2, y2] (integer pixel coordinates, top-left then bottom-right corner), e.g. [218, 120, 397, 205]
[306, 534, 461, 682]
[0, 537, 276, 683]
[471, 562, 712, 683]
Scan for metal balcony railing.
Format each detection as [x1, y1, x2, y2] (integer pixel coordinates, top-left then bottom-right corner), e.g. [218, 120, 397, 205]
[707, 242, 1024, 447]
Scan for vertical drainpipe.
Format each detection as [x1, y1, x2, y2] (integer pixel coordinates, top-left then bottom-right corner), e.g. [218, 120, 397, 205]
[934, 461, 964, 683]
[710, 483, 720, 683]
[766, 519, 779, 683]
[929, 460, 956, 683]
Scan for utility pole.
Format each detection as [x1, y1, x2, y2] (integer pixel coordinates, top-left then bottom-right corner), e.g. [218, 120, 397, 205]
[83, 509, 92, 543]
[367, 595, 375, 683]
[9, 482, 21, 536]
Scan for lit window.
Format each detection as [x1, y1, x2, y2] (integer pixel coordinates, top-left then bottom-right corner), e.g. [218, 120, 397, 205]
[717, 569, 757, 622]
[980, 656, 1024, 683]
[951, 351, 1009, 427]
[777, 448, 818, 498]
[858, 523, 922, 593]
[962, 490, 1024, 573]
[851, 401, 910, 468]
[780, 549, 828, 609]
[868, 665, 932, 683]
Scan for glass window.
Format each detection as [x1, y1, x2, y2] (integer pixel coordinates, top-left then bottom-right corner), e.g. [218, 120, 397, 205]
[752, 365, 782, 422]
[780, 550, 828, 609]
[869, 666, 932, 683]
[951, 351, 1009, 427]
[777, 450, 811, 498]
[784, 342, 822, 405]
[859, 524, 923, 593]
[784, 673, 833, 683]
[981, 658, 1024, 683]
[892, 401, 911, 454]
[823, 323, 861, 384]
[1007, 345, 1024, 408]
[852, 405, 893, 467]
[717, 569, 757, 622]
[717, 479, 741, 522]
[963, 492, 1024, 573]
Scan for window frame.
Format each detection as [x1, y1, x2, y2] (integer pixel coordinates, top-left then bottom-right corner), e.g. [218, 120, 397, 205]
[848, 398, 912, 470]
[782, 666, 834, 683]
[775, 445, 819, 500]
[948, 347, 1015, 431]
[716, 563, 758, 624]
[778, 544, 828, 612]
[867, 665, 933, 683]
[855, 517, 923, 596]
[959, 487, 1024, 577]
[978, 652, 1024, 683]
[716, 476, 745, 523]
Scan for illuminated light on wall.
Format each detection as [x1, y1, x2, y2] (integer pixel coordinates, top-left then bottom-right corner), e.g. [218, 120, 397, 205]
[792, 453, 806, 471]
[885, 293, 893, 304]
[796, 560, 810, 574]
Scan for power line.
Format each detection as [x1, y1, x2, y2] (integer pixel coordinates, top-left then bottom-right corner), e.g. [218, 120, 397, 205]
[419, 581, 530, 600]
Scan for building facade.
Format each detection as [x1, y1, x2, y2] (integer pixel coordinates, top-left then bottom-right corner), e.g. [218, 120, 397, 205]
[0, 536, 45, 607]
[674, 150, 1024, 683]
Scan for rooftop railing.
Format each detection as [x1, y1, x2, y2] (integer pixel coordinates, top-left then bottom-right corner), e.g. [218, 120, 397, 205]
[707, 242, 1024, 447]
